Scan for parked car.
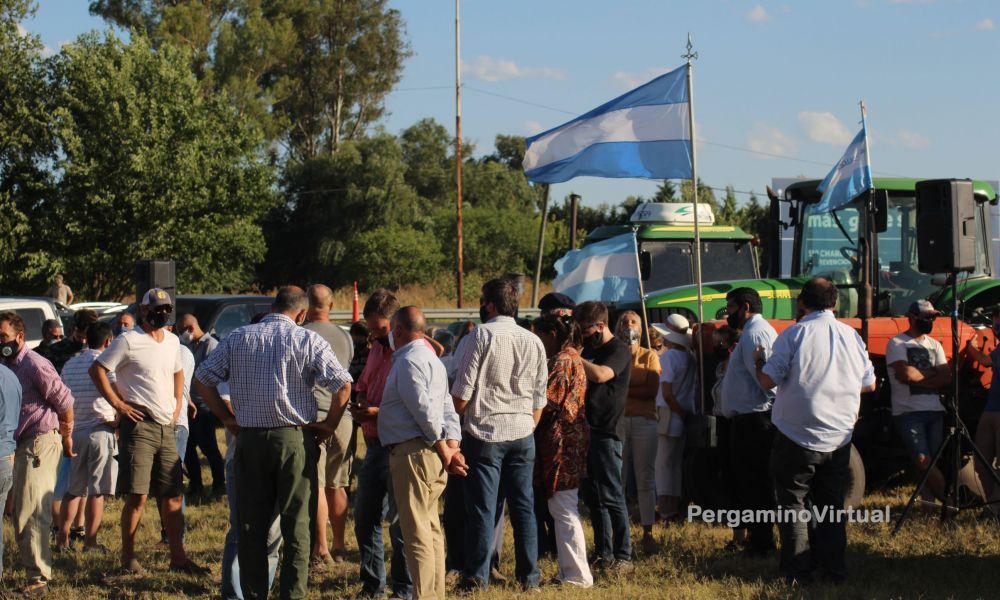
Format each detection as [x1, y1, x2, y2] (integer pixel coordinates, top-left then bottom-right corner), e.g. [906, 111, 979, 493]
[175, 295, 274, 340]
[69, 301, 126, 315]
[0, 298, 63, 349]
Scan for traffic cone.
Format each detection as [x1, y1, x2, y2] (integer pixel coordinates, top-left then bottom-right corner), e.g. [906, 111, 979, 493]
[352, 281, 360, 322]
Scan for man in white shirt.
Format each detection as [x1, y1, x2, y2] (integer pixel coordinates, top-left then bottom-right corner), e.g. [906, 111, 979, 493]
[756, 277, 876, 584]
[89, 288, 205, 576]
[886, 300, 949, 502]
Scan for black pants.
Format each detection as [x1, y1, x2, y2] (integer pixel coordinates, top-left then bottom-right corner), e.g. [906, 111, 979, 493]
[770, 432, 850, 581]
[729, 411, 776, 553]
[184, 409, 226, 493]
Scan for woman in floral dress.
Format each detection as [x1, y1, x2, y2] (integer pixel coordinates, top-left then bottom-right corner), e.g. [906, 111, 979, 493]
[533, 314, 592, 588]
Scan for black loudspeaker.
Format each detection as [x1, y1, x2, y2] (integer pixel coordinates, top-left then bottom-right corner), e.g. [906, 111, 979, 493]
[135, 259, 176, 306]
[916, 179, 977, 273]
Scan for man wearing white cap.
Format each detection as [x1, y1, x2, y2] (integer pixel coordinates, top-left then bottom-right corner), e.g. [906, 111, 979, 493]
[886, 299, 949, 502]
[90, 288, 207, 576]
[651, 317, 696, 522]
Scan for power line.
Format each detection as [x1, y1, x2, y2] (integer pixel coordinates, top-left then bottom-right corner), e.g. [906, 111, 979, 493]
[462, 85, 578, 116]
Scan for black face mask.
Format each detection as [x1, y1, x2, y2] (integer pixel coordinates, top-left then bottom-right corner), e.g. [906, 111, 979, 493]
[585, 330, 604, 348]
[0, 340, 19, 360]
[147, 311, 169, 329]
[479, 306, 490, 323]
[726, 309, 745, 330]
[915, 318, 934, 335]
[375, 335, 390, 348]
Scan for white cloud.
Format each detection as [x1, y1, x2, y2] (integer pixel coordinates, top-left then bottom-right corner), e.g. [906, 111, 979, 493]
[896, 129, 931, 149]
[611, 67, 669, 89]
[745, 5, 771, 23]
[975, 18, 996, 31]
[796, 111, 854, 145]
[746, 123, 797, 159]
[462, 56, 566, 82]
[524, 120, 544, 135]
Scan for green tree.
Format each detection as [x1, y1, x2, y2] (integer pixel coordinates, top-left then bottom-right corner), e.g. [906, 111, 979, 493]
[717, 185, 739, 225]
[400, 117, 451, 202]
[341, 223, 443, 289]
[39, 32, 277, 299]
[0, 0, 52, 288]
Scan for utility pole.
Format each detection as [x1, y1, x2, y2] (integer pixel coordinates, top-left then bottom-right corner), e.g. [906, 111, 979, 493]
[455, 0, 464, 308]
[569, 193, 580, 250]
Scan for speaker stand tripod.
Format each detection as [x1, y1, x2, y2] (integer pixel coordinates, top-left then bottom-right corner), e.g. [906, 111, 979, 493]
[892, 273, 1000, 534]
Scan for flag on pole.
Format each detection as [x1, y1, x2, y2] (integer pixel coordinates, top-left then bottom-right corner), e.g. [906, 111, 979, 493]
[552, 233, 641, 304]
[522, 65, 691, 183]
[814, 125, 873, 213]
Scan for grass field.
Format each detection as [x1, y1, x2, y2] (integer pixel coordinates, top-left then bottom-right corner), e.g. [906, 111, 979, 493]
[3, 445, 999, 599]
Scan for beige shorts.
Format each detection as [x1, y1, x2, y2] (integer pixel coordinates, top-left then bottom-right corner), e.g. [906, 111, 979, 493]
[317, 415, 355, 489]
[67, 425, 118, 497]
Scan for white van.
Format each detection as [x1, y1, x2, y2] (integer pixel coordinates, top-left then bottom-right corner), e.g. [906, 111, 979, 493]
[0, 298, 61, 349]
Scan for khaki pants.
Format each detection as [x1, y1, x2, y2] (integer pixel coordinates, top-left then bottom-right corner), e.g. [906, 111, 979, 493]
[389, 439, 448, 600]
[13, 431, 62, 583]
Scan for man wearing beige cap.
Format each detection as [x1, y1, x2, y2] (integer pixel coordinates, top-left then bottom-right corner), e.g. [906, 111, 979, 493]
[90, 288, 207, 576]
[886, 299, 950, 503]
[650, 319, 695, 522]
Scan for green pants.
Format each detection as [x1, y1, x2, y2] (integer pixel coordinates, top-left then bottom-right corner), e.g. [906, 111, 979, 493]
[234, 427, 318, 600]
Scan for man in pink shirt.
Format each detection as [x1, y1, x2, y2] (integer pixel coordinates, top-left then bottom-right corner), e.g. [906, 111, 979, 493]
[0, 311, 75, 597]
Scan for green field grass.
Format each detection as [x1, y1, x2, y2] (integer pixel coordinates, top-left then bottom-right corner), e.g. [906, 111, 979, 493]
[4, 446, 999, 599]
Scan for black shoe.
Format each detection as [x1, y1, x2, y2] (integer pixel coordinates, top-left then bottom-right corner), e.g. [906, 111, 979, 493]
[69, 527, 86, 543]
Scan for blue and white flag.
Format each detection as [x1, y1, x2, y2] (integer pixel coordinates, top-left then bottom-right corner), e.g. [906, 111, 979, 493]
[522, 65, 692, 183]
[552, 233, 641, 304]
[814, 126, 873, 213]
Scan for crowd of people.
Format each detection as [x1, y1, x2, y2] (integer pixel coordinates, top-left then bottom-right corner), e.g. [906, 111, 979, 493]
[2, 274, 994, 598]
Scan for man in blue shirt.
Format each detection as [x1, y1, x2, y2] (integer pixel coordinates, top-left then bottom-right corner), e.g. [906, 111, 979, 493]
[379, 306, 466, 600]
[756, 277, 876, 584]
[720, 287, 778, 557]
[0, 363, 22, 580]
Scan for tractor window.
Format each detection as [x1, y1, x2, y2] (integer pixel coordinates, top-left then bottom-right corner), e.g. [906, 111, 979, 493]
[800, 205, 861, 280]
[639, 241, 692, 293]
[700, 241, 757, 282]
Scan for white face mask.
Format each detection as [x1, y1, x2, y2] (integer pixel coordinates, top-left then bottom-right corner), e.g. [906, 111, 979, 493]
[179, 330, 193, 345]
[388, 331, 396, 351]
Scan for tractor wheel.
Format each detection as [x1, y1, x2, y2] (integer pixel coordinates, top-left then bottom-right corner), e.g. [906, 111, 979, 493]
[845, 444, 866, 509]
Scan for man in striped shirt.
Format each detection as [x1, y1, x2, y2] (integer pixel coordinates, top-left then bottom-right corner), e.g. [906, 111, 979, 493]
[195, 286, 352, 600]
[56, 322, 117, 552]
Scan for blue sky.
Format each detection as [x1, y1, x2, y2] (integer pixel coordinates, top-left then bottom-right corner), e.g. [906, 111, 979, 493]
[24, 0, 1000, 209]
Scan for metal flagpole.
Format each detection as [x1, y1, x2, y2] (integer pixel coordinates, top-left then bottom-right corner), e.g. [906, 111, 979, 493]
[683, 33, 706, 414]
[455, 0, 464, 308]
[632, 228, 651, 349]
[531, 184, 550, 307]
[859, 100, 873, 345]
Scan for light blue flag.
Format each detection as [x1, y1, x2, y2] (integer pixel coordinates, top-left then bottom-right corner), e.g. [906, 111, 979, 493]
[814, 126, 873, 213]
[552, 233, 641, 304]
[522, 65, 692, 183]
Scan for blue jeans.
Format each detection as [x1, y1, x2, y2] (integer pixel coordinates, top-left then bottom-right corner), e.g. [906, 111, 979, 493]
[160, 425, 188, 544]
[354, 438, 411, 598]
[894, 410, 944, 463]
[0, 456, 13, 575]
[462, 434, 540, 590]
[582, 432, 632, 561]
[221, 458, 282, 600]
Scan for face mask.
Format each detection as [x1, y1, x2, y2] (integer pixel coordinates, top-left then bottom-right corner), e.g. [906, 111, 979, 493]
[179, 331, 193, 345]
[147, 311, 169, 329]
[915, 318, 934, 335]
[375, 335, 390, 348]
[479, 306, 490, 323]
[585, 329, 604, 348]
[0, 339, 19, 360]
[726, 309, 745, 330]
[388, 331, 396, 351]
[619, 329, 640, 345]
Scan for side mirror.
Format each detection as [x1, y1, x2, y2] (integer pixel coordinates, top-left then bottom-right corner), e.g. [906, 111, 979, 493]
[639, 250, 651, 280]
[874, 190, 889, 233]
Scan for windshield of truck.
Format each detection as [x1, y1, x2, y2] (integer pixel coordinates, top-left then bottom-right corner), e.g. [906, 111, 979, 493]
[800, 196, 987, 315]
[641, 240, 756, 293]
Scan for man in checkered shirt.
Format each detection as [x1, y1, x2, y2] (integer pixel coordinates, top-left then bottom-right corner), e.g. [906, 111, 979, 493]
[194, 286, 352, 600]
[451, 278, 548, 593]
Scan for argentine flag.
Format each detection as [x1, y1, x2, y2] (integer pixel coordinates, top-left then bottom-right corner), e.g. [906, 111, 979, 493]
[523, 65, 691, 183]
[553, 233, 641, 304]
[814, 126, 873, 213]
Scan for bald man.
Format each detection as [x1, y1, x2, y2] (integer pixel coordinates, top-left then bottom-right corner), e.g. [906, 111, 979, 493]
[379, 306, 465, 600]
[302, 284, 355, 568]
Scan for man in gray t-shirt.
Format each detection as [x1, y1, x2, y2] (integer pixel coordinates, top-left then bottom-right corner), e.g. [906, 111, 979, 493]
[303, 284, 355, 565]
